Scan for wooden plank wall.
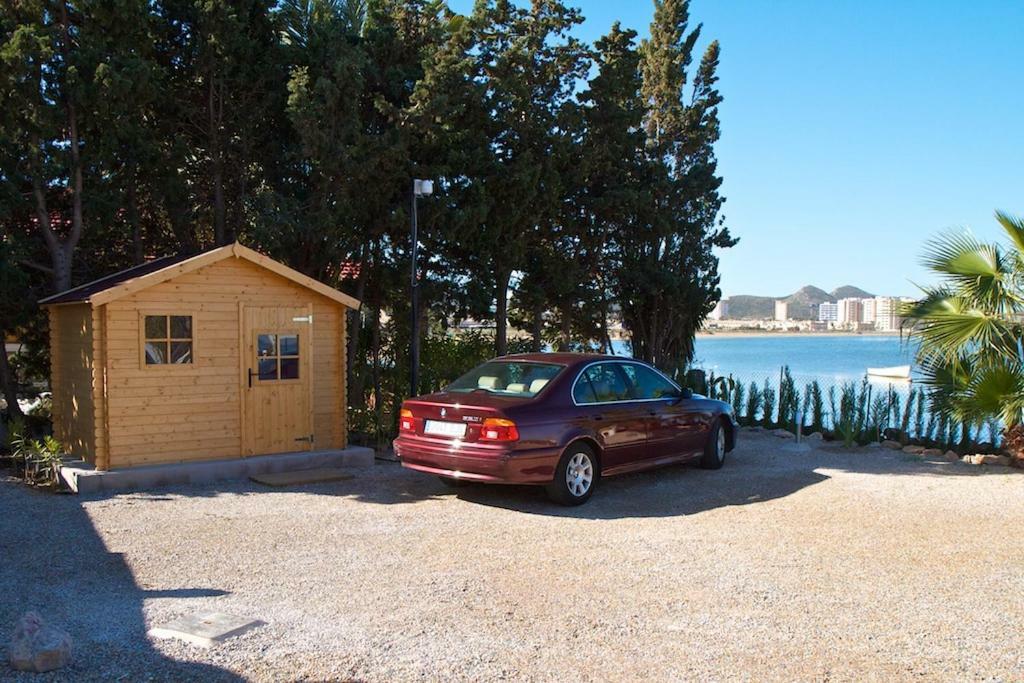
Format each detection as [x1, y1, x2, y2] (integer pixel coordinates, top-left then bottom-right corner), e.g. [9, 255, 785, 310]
[48, 304, 97, 462]
[104, 256, 347, 468]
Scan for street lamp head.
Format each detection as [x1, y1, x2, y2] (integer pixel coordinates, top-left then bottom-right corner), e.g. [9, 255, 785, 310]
[414, 179, 433, 197]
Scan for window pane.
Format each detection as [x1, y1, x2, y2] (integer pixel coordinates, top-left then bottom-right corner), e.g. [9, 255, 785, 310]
[170, 341, 193, 364]
[145, 341, 167, 365]
[447, 361, 564, 396]
[258, 358, 278, 380]
[170, 316, 192, 339]
[572, 374, 598, 404]
[622, 363, 678, 400]
[279, 334, 299, 357]
[280, 357, 299, 380]
[584, 364, 631, 402]
[257, 334, 276, 357]
[145, 315, 167, 339]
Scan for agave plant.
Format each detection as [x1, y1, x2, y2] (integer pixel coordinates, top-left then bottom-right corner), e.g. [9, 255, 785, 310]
[902, 211, 1024, 459]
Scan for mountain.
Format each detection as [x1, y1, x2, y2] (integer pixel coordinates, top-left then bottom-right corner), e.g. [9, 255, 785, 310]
[783, 285, 833, 320]
[831, 285, 874, 299]
[724, 295, 775, 320]
[720, 284, 876, 320]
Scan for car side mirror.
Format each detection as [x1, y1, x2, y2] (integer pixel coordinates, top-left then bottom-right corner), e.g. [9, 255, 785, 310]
[670, 387, 692, 401]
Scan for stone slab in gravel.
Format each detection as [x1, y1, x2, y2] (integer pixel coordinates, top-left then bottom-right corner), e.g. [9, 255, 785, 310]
[149, 612, 263, 648]
[2, 431, 1022, 681]
[250, 468, 354, 487]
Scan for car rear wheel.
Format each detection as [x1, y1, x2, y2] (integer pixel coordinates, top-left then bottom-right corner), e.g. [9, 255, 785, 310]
[546, 444, 598, 506]
[700, 420, 727, 470]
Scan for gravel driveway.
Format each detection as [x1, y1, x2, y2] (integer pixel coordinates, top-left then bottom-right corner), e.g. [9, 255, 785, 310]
[2, 430, 1022, 681]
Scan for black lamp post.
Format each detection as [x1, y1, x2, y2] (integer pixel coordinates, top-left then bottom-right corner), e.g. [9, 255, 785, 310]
[410, 178, 433, 397]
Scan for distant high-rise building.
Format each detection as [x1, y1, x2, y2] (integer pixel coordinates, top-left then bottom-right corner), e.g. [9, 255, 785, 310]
[861, 298, 877, 324]
[709, 300, 729, 320]
[774, 300, 789, 321]
[874, 296, 903, 331]
[838, 298, 863, 325]
[818, 302, 839, 322]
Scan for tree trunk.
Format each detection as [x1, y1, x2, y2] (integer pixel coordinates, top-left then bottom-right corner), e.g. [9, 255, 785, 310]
[558, 304, 572, 351]
[127, 169, 144, 264]
[346, 245, 369, 406]
[32, 3, 84, 295]
[531, 301, 543, 353]
[494, 269, 511, 357]
[0, 336, 23, 421]
[209, 75, 227, 246]
[370, 301, 382, 421]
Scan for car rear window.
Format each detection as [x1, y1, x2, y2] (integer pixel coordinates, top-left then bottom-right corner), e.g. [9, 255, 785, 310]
[447, 361, 563, 397]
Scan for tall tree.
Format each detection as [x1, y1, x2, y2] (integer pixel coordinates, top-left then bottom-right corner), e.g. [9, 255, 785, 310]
[0, 0, 92, 292]
[618, 0, 734, 371]
[453, 0, 589, 356]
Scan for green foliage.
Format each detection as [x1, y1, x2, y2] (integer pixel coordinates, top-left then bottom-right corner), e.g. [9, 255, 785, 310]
[776, 366, 799, 432]
[805, 380, 825, 433]
[744, 381, 761, 427]
[730, 380, 745, 421]
[904, 212, 1024, 432]
[0, 1, 735, 439]
[761, 378, 776, 429]
[8, 419, 63, 488]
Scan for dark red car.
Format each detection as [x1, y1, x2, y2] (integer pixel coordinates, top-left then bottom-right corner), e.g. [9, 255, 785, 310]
[394, 353, 737, 505]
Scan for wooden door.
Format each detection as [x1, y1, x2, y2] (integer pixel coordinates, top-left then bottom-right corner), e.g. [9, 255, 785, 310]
[242, 305, 313, 455]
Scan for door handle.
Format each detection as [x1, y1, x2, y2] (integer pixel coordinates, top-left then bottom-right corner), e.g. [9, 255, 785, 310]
[591, 414, 604, 421]
[248, 368, 255, 388]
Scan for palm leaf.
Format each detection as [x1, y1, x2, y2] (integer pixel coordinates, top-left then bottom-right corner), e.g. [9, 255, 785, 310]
[995, 210, 1024, 255]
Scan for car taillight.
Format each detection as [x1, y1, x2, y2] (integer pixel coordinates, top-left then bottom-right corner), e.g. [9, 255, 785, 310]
[399, 408, 415, 433]
[479, 418, 519, 442]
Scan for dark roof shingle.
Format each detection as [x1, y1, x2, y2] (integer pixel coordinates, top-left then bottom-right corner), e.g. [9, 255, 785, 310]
[39, 250, 207, 305]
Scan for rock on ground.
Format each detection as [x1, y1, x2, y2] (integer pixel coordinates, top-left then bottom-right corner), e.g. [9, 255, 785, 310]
[9, 612, 72, 673]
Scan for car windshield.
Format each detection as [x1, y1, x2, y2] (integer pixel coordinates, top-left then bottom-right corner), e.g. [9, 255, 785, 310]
[447, 361, 563, 397]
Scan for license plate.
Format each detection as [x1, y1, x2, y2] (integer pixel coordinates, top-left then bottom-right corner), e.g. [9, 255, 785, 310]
[424, 420, 467, 438]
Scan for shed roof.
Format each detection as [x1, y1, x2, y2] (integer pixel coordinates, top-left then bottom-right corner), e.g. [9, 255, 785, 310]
[39, 243, 361, 309]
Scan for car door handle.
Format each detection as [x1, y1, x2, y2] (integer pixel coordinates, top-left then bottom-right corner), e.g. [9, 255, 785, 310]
[591, 414, 604, 421]
[647, 410, 658, 416]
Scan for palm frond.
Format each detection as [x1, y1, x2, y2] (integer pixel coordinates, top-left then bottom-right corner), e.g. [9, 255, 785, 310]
[995, 210, 1024, 256]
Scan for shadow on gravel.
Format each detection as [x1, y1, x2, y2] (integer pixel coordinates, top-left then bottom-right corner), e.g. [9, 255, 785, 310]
[0, 478, 243, 681]
[450, 459, 831, 519]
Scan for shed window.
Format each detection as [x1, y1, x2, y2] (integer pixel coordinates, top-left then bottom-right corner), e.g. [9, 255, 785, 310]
[145, 315, 193, 365]
[256, 333, 299, 381]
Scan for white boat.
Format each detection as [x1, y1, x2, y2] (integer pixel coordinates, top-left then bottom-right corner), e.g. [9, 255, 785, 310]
[867, 365, 911, 380]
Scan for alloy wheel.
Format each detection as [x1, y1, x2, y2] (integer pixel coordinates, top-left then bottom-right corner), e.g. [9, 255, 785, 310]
[565, 452, 594, 497]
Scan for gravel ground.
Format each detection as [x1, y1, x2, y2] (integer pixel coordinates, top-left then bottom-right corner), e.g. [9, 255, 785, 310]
[2, 429, 1022, 681]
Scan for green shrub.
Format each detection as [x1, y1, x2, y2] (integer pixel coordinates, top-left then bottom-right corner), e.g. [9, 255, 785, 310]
[730, 381, 745, 422]
[761, 379, 776, 429]
[744, 382, 762, 427]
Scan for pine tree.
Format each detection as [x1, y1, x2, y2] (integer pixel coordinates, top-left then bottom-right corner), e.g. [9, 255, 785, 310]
[617, 0, 735, 371]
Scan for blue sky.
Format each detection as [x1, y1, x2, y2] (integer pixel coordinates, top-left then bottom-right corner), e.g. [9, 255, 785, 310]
[449, 0, 1024, 298]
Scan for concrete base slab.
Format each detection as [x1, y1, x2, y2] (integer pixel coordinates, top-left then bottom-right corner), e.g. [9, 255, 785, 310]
[59, 446, 374, 494]
[251, 467, 354, 487]
[149, 611, 263, 648]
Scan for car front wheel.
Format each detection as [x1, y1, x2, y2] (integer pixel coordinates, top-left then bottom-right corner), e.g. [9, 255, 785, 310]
[700, 420, 727, 470]
[547, 444, 598, 506]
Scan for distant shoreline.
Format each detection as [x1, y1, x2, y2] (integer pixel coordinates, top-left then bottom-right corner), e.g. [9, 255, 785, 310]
[696, 330, 903, 339]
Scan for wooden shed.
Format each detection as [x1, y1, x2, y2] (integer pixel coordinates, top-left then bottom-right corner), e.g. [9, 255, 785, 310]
[39, 243, 360, 471]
